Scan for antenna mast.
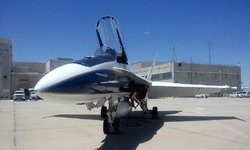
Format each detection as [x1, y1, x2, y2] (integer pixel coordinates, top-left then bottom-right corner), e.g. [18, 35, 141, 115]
[206, 38, 212, 64]
[171, 46, 177, 62]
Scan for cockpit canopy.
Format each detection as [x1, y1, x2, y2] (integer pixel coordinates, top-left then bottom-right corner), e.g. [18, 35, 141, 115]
[74, 16, 128, 67]
[96, 16, 127, 64]
[74, 46, 117, 67]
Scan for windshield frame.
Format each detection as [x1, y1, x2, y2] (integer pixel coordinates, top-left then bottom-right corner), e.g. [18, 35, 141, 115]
[74, 46, 117, 67]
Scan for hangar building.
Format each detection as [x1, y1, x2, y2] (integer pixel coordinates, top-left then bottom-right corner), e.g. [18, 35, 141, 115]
[132, 61, 241, 95]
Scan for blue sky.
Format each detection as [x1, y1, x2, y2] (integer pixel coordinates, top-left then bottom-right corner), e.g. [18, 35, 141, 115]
[1, 0, 250, 86]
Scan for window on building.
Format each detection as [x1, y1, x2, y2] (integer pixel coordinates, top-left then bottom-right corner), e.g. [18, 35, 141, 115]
[192, 72, 197, 78]
[152, 74, 160, 80]
[228, 74, 237, 79]
[204, 73, 215, 78]
[163, 72, 172, 80]
[177, 72, 188, 78]
[222, 74, 227, 79]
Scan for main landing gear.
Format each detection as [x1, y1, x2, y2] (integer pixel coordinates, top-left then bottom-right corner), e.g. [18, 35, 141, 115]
[102, 105, 158, 134]
[101, 92, 158, 135]
[103, 118, 120, 134]
[101, 106, 108, 118]
[151, 106, 158, 120]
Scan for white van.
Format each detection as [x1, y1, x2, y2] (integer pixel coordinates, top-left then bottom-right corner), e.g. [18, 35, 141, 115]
[237, 91, 250, 98]
[13, 90, 25, 101]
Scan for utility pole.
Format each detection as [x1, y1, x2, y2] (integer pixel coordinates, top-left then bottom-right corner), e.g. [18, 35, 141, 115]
[206, 38, 212, 64]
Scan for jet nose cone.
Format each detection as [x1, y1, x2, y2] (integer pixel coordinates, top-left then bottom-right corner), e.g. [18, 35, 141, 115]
[34, 63, 89, 94]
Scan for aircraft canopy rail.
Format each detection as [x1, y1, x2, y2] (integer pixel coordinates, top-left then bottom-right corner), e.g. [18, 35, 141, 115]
[96, 16, 128, 64]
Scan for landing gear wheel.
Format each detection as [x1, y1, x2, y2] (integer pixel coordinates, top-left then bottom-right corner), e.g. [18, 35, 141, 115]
[151, 107, 158, 120]
[113, 119, 120, 135]
[101, 106, 108, 118]
[103, 119, 110, 134]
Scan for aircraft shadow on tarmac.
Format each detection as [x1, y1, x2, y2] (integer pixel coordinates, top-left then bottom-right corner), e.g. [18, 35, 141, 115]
[47, 111, 244, 150]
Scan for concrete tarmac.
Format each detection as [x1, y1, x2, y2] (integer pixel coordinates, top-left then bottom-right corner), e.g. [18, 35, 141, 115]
[0, 97, 250, 150]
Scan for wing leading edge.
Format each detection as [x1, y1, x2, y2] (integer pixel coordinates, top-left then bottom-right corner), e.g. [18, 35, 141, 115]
[152, 81, 236, 89]
[149, 81, 237, 98]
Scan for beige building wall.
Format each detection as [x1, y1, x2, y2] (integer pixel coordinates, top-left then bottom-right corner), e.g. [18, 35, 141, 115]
[46, 58, 74, 72]
[0, 38, 12, 100]
[12, 62, 46, 73]
[10, 62, 46, 99]
[173, 62, 241, 89]
[46, 60, 51, 73]
[132, 61, 241, 91]
[10, 73, 44, 99]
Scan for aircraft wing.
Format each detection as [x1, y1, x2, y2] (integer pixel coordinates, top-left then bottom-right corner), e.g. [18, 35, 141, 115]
[112, 67, 237, 98]
[151, 81, 236, 89]
[149, 81, 237, 98]
[112, 67, 151, 86]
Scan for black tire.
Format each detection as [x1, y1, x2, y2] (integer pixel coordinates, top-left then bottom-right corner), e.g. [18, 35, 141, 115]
[101, 106, 108, 118]
[152, 107, 158, 120]
[113, 119, 120, 135]
[103, 119, 110, 134]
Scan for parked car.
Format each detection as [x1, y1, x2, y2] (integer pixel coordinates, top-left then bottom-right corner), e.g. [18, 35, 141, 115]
[194, 94, 209, 98]
[29, 92, 38, 100]
[243, 91, 250, 97]
[13, 91, 25, 101]
[229, 92, 238, 98]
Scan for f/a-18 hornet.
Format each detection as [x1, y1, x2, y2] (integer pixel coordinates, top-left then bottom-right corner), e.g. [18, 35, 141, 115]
[34, 16, 236, 134]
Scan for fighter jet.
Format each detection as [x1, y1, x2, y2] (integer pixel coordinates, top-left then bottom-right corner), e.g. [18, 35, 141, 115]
[34, 16, 236, 134]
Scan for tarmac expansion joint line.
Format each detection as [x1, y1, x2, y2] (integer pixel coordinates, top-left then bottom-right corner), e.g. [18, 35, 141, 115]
[13, 101, 17, 150]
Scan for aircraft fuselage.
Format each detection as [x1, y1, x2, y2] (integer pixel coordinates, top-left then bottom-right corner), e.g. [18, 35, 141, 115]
[35, 61, 133, 104]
